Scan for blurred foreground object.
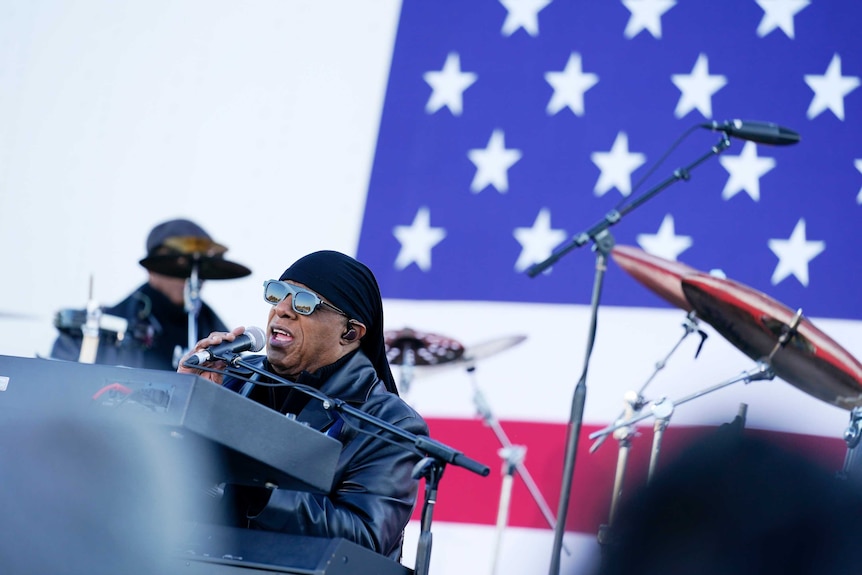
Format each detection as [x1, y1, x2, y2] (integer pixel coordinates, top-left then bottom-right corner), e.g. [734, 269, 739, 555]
[597, 429, 862, 575]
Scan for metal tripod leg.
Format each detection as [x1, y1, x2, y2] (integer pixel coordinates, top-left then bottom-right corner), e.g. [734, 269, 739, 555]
[467, 367, 570, 570]
[597, 391, 638, 546]
[490, 445, 525, 575]
[647, 399, 674, 482]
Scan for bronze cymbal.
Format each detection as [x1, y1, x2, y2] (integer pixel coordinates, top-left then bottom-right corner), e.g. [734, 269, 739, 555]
[385, 327, 465, 366]
[611, 245, 705, 312]
[161, 236, 227, 257]
[138, 254, 251, 280]
[681, 274, 862, 410]
[413, 334, 528, 377]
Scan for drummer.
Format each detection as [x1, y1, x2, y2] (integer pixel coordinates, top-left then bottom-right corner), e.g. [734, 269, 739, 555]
[49, 218, 250, 370]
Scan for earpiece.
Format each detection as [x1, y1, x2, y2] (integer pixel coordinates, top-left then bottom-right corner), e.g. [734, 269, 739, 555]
[343, 328, 357, 342]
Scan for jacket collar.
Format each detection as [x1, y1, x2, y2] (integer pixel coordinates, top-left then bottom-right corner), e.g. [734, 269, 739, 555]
[295, 350, 383, 432]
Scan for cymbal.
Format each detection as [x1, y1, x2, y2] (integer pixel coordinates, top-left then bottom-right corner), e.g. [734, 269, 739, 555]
[385, 327, 465, 366]
[139, 254, 252, 280]
[0, 310, 38, 320]
[681, 274, 862, 409]
[611, 245, 704, 312]
[414, 334, 528, 377]
[162, 236, 227, 257]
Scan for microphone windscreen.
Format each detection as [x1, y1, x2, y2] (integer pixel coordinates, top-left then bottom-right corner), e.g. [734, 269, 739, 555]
[244, 326, 267, 352]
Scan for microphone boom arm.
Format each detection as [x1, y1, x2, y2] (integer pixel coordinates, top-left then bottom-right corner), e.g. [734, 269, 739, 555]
[527, 135, 731, 277]
[230, 356, 491, 478]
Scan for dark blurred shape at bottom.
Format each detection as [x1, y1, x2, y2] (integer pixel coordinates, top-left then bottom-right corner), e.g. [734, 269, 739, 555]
[596, 427, 862, 575]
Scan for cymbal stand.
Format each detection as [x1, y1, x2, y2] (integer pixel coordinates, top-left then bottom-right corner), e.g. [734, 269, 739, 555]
[466, 365, 569, 574]
[78, 274, 102, 364]
[838, 406, 862, 483]
[595, 313, 705, 545]
[590, 311, 705, 455]
[399, 346, 417, 395]
[588, 360, 775, 445]
[175, 257, 203, 369]
[647, 397, 674, 481]
[596, 391, 638, 547]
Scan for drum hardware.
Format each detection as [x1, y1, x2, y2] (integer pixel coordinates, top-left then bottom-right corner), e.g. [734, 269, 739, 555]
[384, 328, 465, 394]
[138, 235, 251, 281]
[591, 360, 775, 471]
[78, 275, 102, 364]
[408, 334, 529, 381]
[838, 406, 862, 482]
[680, 274, 862, 410]
[175, 258, 205, 369]
[683, 273, 862, 484]
[593, 244, 709, 543]
[609, 245, 706, 313]
[591, 304, 803, 453]
[138, 236, 252, 368]
[384, 329, 528, 393]
[593, 245, 712, 542]
[53, 308, 129, 340]
[464, 362, 569, 574]
[590, 311, 705, 456]
[593, 312, 706, 547]
[594, 301, 807, 548]
[385, 329, 539, 569]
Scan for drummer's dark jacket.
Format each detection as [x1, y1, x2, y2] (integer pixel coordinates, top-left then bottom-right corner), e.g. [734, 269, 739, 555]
[49, 282, 227, 371]
[219, 350, 428, 561]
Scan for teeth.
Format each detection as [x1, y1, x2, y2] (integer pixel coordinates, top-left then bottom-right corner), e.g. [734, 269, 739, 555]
[272, 328, 288, 336]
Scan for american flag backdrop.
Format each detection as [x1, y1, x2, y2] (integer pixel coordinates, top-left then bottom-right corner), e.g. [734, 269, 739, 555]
[360, 0, 860, 316]
[358, 1, 862, 573]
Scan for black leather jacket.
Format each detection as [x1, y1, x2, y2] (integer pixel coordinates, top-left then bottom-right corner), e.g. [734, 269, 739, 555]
[221, 351, 428, 561]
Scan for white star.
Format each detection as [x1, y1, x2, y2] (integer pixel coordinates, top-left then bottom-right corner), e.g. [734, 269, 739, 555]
[805, 54, 860, 120]
[719, 141, 776, 201]
[671, 53, 727, 119]
[755, 0, 810, 38]
[591, 131, 646, 197]
[768, 218, 825, 286]
[423, 52, 477, 116]
[468, 129, 523, 194]
[499, 0, 552, 37]
[545, 52, 599, 116]
[393, 207, 447, 271]
[622, 0, 676, 39]
[636, 214, 692, 261]
[856, 159, 862, 204]
[513, 208, 567, 273]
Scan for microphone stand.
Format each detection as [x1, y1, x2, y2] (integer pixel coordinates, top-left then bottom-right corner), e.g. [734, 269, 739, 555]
[528, 135, 731, 575]
[224, 356, 491, 575]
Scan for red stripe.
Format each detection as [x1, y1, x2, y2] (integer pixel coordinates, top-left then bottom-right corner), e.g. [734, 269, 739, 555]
[412, 417, 848, 535]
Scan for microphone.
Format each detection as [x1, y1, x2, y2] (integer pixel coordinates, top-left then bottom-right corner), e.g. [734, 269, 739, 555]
[184, 326, 266, 366]
[701, 119, 800, 146]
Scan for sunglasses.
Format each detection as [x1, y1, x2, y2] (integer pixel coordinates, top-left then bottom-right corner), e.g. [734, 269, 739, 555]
[262, 280, 347, 317]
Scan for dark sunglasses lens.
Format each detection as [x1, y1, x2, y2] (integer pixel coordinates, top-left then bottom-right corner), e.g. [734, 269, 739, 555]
[292, 291, 317, 315]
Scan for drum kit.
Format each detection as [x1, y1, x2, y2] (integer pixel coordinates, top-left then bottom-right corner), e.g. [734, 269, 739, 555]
[55, 235, 250, 365]
[385, 243, 862, 568]
[590, 244, 862, 538]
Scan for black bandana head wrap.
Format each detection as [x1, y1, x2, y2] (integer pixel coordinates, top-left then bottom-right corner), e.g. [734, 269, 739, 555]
[279, 250, 397, 395]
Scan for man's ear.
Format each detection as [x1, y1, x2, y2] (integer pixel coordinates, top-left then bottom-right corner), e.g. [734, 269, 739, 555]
[342, 321, 367, 343]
